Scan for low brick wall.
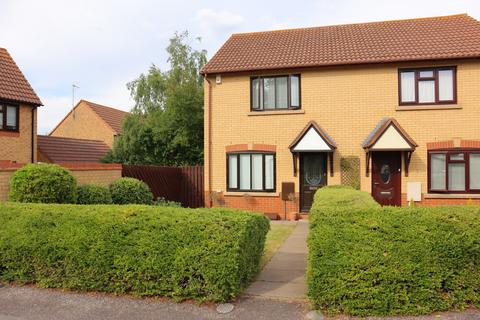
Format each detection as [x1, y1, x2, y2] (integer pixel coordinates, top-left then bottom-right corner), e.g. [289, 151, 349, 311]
[206, 191, 300, 220]
[0, 163, 122, 201]
[61, 163, 122, 186]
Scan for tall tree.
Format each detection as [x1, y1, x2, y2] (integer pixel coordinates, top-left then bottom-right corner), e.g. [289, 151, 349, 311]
[105, 32, 206, 166]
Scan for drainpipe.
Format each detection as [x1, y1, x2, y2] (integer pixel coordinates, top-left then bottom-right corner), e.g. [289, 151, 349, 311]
[31, 106, 36, 163]
[204, 74, 213, 207]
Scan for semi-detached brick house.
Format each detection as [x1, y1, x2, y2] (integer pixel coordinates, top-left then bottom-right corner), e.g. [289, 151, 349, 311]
[0, 48, 42, 164]
[201, 14, 480, 218]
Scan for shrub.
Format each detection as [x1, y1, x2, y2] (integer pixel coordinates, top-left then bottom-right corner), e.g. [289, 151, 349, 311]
[9, 164, 76, 204]
[155, 197, 182, 207]
[109, 177, 153, 204]
[311, 185, 379, 210]
[0, 203, 269, 302]
[307, 188, 480, 316]
[76, 184, 112, 204]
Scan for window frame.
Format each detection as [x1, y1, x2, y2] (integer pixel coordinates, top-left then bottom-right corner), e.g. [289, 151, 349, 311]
[428, 149, 480, 194]
[0, 103, 20, 132]
[398, 66, 457, 106]
[226, 152, 276, 192]
[250, 74, 301, 111]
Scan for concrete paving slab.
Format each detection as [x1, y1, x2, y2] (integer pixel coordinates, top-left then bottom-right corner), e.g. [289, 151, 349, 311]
[244, 281, 307, 300]
[256, 268, 305, 283]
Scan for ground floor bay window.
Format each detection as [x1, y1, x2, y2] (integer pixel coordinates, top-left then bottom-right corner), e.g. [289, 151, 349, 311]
[429, 150, 480, 193]
[227, 153, 275, 192]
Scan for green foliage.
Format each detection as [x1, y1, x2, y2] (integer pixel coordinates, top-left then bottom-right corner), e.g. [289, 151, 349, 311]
[155, 197, 182, 207]
[109, 177, 153, 205]
[308, 188, 480, 316]
[311, 185, 379, 210]
[0, 203, 269, 302]
[76, 184, 112, 205]
[9, 164, 76, 204]
[105, 31, 206, 166]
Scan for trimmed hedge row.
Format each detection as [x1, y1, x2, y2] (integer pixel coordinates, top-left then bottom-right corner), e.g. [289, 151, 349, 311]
[0, 203, 269, 301]
[308, 186, 480, 316]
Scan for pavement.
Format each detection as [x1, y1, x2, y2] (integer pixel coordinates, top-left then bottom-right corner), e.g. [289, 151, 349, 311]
[245, 221, 308, 300]
[0, 285, 307, 320]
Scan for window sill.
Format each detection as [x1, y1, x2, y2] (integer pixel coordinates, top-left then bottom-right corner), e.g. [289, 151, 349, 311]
[0, 131, 20, 137]
[223, 191, 279, 197]
[396, 104, 461, 111]
[248, 109, 305, 116]
[425, 193, 480, 199]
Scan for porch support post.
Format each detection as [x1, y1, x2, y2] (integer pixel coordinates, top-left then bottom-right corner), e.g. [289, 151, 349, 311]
[293, 152, 298, 177]
[329, 152, 334, 177]
[404, 151, 413, 177]
[365, 151, 371, 177]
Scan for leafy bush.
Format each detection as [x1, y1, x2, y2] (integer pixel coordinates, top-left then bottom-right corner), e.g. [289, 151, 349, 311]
[311, 185, 379, 210]
[9, 164, 76, 204]
[155, 197, 182, 207]
[76, 184, 112, 204]
[0, 203, 269, 302]
[109, 177, 153, 204]
[308, 188, 480, 316]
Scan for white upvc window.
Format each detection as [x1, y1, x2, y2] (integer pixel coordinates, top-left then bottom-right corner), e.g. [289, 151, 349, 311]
[227, 153, 275, 192]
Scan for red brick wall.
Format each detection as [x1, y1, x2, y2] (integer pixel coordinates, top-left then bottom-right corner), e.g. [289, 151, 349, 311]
[401, 193, 480, 206]
[206, 192, 300, 220]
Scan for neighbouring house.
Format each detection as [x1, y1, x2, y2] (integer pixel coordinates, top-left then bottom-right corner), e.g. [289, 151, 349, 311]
[37, 135, 111, 163]
[0, 48, 42, 164]
[49, 99, 128, 148]
[201, 14, 480, 217]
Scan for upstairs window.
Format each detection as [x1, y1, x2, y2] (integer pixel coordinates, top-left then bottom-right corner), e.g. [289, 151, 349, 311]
[251, 75, 300, 111]
[429, 150, 480, 193]
[227, 152, 275, 192]
[0, 104, 19, 131]
[399, 67, 456, 105]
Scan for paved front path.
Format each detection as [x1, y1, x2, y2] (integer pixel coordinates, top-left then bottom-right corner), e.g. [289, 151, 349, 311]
[245, 221, 309, 300]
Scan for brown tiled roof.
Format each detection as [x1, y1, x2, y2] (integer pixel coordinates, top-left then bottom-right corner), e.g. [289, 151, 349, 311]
[201, 14, 480, 74]
[0, 48, 42, 105]
[37, 135, 111, 163]
[83, 100, 129, 134]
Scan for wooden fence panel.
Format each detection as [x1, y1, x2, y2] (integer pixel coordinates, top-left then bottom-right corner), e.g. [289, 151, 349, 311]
[122, 165, 204, 208]
[180, 166, 204, 208]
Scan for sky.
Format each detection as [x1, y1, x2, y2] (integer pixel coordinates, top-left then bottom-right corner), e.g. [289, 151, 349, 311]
[1, 0, 479, 134]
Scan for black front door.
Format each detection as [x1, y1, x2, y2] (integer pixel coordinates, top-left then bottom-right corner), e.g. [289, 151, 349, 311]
[372, 152, 401, 206]
[300, 153, 327, 212]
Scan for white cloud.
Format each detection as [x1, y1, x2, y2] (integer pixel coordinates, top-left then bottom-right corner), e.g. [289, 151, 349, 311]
[194, 8, 245, 38]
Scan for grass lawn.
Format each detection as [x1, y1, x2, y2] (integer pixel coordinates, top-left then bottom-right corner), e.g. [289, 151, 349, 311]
[260, 222, 296, 269]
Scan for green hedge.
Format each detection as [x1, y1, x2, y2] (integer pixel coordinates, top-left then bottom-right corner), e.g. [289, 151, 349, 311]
[9, 163, 76, 204]
[110, 177, 153, 205]
[311, 185, 379, 210]
[76, 184, 112, 204]
[308, 187, 480, 316]
[0, 203, 269, 302]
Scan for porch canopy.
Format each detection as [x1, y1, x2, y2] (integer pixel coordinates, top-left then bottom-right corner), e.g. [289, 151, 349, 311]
[289, 121, 337, 176]
[362, 118, 417, 177]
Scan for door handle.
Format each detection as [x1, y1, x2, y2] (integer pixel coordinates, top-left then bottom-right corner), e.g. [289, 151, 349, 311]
[373, 182, 380, 185]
